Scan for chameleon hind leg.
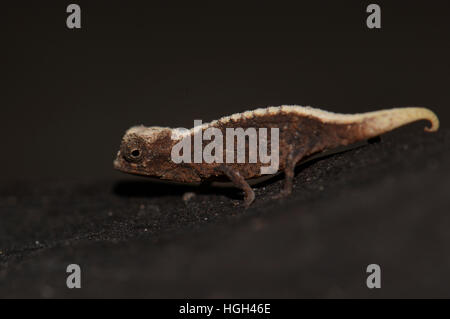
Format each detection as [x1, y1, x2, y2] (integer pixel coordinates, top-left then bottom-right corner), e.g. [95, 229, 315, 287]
[218, 165, 255, 207]
[273, 148, 308, 199]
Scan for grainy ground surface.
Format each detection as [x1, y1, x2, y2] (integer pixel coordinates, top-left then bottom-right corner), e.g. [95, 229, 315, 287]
[1, 125, 449, 298]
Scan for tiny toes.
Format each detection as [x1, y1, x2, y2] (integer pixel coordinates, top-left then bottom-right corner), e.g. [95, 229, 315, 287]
[272, 190, 291, 200]
[243, 195, 255, 208]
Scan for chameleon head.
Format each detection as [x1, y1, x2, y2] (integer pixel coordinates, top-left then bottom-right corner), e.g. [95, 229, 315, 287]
[113, 125, 173, 177]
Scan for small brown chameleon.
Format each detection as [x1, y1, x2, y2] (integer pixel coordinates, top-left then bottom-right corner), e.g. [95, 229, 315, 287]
[114, 105, 439, 206]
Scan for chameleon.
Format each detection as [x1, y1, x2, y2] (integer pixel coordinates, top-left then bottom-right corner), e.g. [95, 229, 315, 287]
[114, 105, 439, 207]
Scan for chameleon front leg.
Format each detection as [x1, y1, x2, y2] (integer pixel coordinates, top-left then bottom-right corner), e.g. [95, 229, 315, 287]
[218, 165, 255, 207]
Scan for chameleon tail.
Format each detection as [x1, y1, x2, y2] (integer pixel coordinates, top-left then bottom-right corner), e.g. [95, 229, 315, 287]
[355, 107, 439, 138]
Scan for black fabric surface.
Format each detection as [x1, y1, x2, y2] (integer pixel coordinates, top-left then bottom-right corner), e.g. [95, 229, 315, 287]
[1, 126, 449, 298]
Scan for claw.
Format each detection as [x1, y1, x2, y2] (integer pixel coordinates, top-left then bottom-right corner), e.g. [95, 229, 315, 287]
[243, 190, 255, 208]
[272, 189, 291, 200]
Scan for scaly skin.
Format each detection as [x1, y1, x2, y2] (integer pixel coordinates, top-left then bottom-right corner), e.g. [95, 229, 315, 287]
[114, 105, 439, 207]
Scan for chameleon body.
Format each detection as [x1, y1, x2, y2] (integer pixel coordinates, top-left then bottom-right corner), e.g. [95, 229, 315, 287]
[114, 105, 439, 206]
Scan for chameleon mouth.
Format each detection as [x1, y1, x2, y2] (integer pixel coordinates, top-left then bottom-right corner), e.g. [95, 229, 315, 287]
[113, 159, 138, 175]
[113, 154, 149, 177]
[113, 152, 134, 173]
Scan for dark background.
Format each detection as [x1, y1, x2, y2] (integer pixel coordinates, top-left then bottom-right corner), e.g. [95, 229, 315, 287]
[2, 0, 450, 181]
[1, 1, 449, 298]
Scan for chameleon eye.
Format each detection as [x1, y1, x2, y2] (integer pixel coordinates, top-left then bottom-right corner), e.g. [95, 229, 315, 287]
[130, 148, 141, 159]
[121, 137, 146, 163]
[124, 146, 144, 163]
